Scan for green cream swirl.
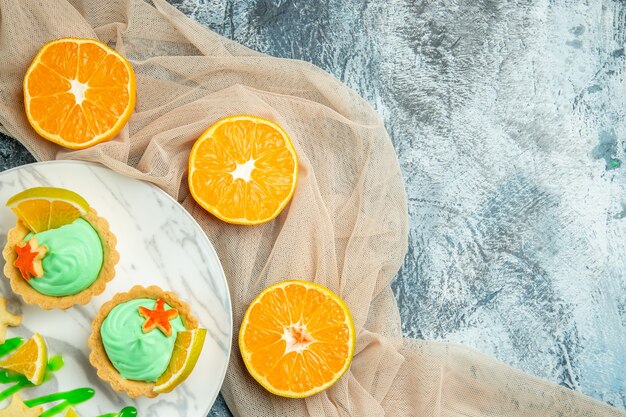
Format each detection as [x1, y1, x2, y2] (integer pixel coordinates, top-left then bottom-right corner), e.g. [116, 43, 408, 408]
[25, 218, 103, 296]
[101, 298, 185, 382]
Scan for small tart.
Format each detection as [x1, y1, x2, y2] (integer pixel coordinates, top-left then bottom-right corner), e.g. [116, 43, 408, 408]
[2, 208, 118, 310]
[88, 285, 198, 398]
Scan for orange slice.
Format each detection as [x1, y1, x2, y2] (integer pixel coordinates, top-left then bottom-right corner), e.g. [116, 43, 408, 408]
[239, 280, 355, 398]
[23, 37, 136, 149]
[188, 115, 298, 225]
[6, 187, 90, 233]
[0, 333, 47, 385]
[153, 328, 207, 393]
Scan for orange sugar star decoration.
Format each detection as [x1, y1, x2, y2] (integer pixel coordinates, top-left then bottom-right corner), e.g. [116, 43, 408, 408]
[138, 299, 179, 337]
[13, 237, 47, 281]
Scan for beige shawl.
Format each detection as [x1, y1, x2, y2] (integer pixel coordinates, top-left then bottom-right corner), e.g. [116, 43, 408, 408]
[0, 1, 622, 416]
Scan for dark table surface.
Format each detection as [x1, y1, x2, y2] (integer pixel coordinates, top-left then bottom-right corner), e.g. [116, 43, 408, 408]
[1, 1, 625, 415]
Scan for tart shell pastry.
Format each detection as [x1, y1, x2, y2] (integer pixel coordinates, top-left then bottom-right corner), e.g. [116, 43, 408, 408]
[2, 208, 118, 310]
[88, 285, 198, 398]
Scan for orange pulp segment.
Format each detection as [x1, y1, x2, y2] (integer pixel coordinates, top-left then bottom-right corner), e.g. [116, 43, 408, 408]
[188, 115, 298, 225]
[23, 37, 136, 149]
[239, 280, 355, 398]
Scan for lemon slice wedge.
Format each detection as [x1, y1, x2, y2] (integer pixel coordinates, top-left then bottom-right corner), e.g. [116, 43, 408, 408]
[153, 328, 206, 394]
[0, 333, 48, 385]
[7, 187, 90, 232]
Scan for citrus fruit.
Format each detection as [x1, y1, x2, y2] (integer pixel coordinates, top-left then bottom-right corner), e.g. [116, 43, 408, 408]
[153, 328, 207, 393]
[65, 408, 80, 417]
[23, 37, 136, 149]
[0, 333, 48, 385]
[188, 115, 298, 225]
[6, 187, 90, 233]
[239, 280, 355, 398]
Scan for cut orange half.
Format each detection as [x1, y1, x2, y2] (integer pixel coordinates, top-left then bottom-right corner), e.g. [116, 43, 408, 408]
[153, 328, 207, 393]
[239, 280, 355, 398]
[6, 187, 90, 233]
[0, 333, 48, 385]
[23, 37, 136, 149]
[188, 115, 298, 225]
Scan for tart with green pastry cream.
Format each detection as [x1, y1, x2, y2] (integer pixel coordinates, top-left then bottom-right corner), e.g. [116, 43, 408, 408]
[2, 187, 118, 310]
[88, 285, 207, 398]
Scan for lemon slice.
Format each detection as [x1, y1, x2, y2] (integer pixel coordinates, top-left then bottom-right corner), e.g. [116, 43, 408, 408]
[153, 328, 206, 394]
[65, 408, 80, 417]
[23, 38, 136, 150]
[6, 187, 90, 233]
[0, 333, 48, 385]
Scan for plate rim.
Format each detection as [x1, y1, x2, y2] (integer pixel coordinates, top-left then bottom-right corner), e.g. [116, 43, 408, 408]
[0, 159, 233, 416]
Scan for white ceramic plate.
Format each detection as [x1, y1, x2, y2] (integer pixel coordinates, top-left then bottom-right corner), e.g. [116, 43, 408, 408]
[0, 161, 232, 417]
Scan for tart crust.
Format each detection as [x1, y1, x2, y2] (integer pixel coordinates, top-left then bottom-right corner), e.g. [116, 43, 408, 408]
[88, 285, 198, 398]
[2, 208, 118, 310]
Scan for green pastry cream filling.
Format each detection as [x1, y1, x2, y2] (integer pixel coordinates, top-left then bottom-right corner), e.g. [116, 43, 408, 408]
[101, 298, 185, 382]
[24, 218, 103, 296]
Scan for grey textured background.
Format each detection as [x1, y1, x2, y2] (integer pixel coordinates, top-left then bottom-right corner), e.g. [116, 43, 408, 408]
[1, 1, 625, 415]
